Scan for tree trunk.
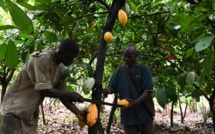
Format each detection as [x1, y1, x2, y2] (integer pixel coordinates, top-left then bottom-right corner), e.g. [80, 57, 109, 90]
[170, 101, 174, 127]
[209, 91, 215, 133]
[0, 68, 15, 133]
[88, 0, 125, 133]
[1, 83, 7, 103]
[1, 68, 15, 103]
[178, 96, 184, 123]
[209, 101, 215, 133]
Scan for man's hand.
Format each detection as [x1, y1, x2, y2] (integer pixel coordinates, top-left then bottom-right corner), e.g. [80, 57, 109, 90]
[67, 92, 84, 102]
[102, 87, 112, 98]
[123, 99, 138, 109]
[77, 110, 88, 124]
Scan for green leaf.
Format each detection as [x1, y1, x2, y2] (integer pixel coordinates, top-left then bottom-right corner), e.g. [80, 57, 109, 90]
[5, 41, 19, 68]
[14, 40, 25, 45]
[0, 0, 7, 11]
[17, 0, 28, 3]
[162, 68, 174, 76]
[36, 0, 51, 4]
[195, 35, 215, 52]
[177, 15, 193, 30]
[0, 44, 7, 61]
[78, 62, 94, 77]
[191, 90, 202, 100]
[203, 52, 213, 75]
[66, 77, 78, 85]
[60, 65, 74, 81]
[208, 80, 215, 92]
[20, 51, 29, 63]
[165, 86, 177, 102]
[186, 71, 195, 87]
[17, 1, 48, 10]
[199, 71, 205, 88]
[53, 9, 65, 23]
[185, 48, 194, 58]
[156, 88, 167, 109]
[129, 2, 137, 12]
[32, 30, 40, 39]
[0, 25, 18, 30]
[194, 6, 210, 13]
[18, 33, 28, 39]
[170, 0, 180, 14]
[43, 31, 56, 42]
[6, 0, 34, 34]
[177, 72, 187, 88]
[123, 3, 131, 15]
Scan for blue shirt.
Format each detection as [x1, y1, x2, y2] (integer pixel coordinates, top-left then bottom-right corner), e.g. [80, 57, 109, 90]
[108, 62, 153, 125]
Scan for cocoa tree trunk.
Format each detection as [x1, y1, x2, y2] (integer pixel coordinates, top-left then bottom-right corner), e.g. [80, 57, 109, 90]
[212, 109, 215, 133]
[209, 101, 215, 133]
[1, 67, 15, 103]
[1, 83, 7, 103]
[209, 89, 215, 133]
[170, 101, 174, 127]
[88, 0, 125, 133]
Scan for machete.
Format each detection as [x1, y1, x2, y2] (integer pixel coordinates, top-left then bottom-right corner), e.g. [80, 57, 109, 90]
[83, 98, 122, 107]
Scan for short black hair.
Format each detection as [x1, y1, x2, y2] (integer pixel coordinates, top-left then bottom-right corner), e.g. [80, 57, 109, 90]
[125, 45, 138, 55]
[59, 38, 79, 54]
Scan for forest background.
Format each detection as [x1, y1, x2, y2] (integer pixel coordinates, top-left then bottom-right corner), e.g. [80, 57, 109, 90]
[0, 0, 215, 133]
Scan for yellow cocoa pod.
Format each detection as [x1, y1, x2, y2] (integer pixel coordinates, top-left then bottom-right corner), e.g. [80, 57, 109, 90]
[117, 99, 130, 107]
[118, 9, 127, 27]
[87, 104, 98, 127]
[104, 32, 113, 42]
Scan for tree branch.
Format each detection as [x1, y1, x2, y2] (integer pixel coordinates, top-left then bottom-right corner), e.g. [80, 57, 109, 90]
[95, 0, 110, 11]
[157, 48, 210, 101]
[5, 68, 15, 85]
[129, 11, 171, 19]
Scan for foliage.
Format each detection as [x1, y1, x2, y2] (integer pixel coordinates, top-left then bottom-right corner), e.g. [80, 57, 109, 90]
[0, 0, 215, 132]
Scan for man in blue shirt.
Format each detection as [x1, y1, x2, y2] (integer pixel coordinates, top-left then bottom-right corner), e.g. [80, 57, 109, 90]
[103, 45, 154, 134]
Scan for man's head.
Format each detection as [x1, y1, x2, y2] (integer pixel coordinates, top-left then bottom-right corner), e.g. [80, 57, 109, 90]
[123, 45, 138, 68]
[57, 38, 79, 66]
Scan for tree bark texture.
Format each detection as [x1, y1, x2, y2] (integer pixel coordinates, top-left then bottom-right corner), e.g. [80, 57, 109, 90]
[170, 101, 174, 127]
[88, 0, 125, 134]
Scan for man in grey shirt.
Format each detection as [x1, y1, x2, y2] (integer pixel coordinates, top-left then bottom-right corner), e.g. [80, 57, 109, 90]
[1, 38, 86, 134]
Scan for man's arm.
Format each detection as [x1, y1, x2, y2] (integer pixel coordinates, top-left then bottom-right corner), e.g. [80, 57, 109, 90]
[60, 98, 87, 123]
[40, 88, 84, 102]
[128, 90, 151, 107]
[41, 89, 87, 122]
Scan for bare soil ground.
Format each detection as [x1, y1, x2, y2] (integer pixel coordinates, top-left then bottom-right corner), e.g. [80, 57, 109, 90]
[37, 101, 214, 134]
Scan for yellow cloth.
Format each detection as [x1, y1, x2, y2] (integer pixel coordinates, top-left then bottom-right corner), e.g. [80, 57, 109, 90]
[1, 50, 66, 134]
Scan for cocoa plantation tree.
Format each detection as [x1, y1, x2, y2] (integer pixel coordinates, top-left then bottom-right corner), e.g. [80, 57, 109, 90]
[0, 0, 215, 133]
[136, 0, 215, 130]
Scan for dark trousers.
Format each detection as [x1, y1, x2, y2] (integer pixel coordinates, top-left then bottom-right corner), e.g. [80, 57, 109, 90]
[124, 121, 154, 134]
[0, 114, 23, 134]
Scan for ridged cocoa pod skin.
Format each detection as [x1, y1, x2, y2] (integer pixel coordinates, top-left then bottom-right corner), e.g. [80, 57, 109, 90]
[118, 9, 128, 27]
[87, 104, 98, 127]
[117, 99, 130, 107]
[82, 77, 95, 94]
